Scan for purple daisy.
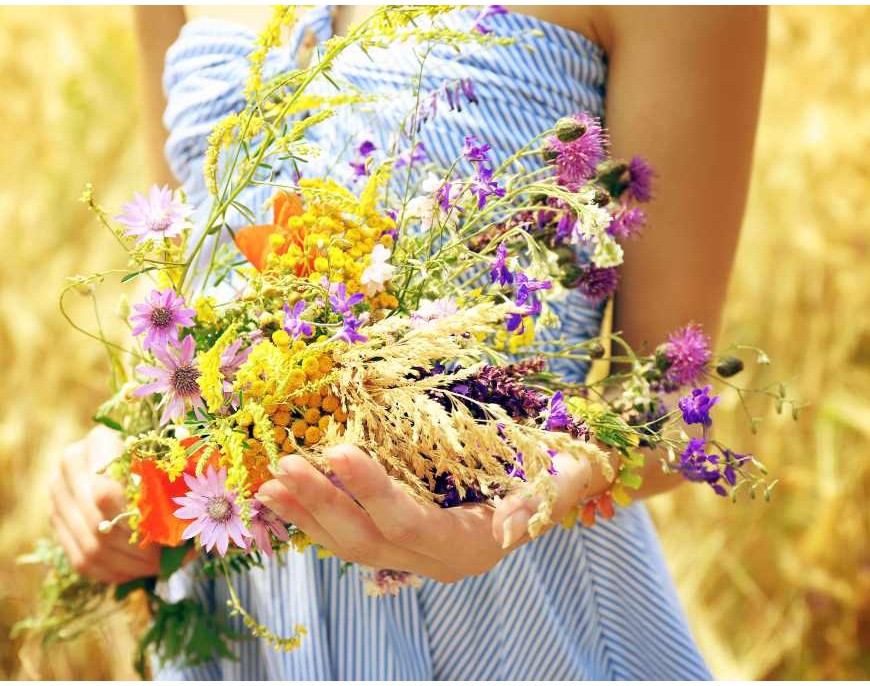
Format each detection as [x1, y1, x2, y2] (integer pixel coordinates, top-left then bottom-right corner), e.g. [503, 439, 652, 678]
[678, 385, 719, 427]
[575, 265, 619, 304]
[247, 499, 290, 557]
[548, 113, 607, 186]
[172, 466, 251, 556]
[134, 334, 206, 426]
[626, 156, 654, 203]
[606, 206, 647, 240]
[283, 301, 315, 339]
[115, 184, 192, 244]
[129, 287, 195, 353]
[664, 323, 712, 388]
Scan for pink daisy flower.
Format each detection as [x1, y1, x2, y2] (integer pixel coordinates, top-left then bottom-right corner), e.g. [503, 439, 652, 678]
[247, 499, 290, 557]
[219, 339, 250, 396]
[173, 466, 251, 556]
[134, 334, 206, 426]
[115, 184, 192, 244]
[130, 287, 195, 353]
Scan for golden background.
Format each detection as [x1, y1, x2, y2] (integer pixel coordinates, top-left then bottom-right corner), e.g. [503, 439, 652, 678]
[0, 5, 868, 680]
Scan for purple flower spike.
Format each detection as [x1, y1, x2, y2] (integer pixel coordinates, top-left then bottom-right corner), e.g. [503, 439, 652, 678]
[172, 466, 251, 556]
[664, 323, 712, 388]
[490, 242, 513, 286]
[678, 385, 719, 427]
[283, 301, 315, 339]
[115, 184, 192, 244]
[129, 287, 195, 353]
[134, 334, 206, 426]
[472, 4, 508, 34]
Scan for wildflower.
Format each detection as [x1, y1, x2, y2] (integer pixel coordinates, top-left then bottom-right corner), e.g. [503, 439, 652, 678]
[472, 4, 508, 34]
[574, 265, 619, 304]
[248, 499, 290, 557]
[469, 165, 505, 209]
[134, 334, 206, 426]
[349, 139, 377, 179]
[362, 568, 422, 597]
[219, 339, 250, 394]
[490, 242, 513, 286]
[545, 391, 570, 431]
[328, 282, 365, 315]
[361, 243, 396, 295]
[547, 113, 607, 186]
[663, 323, 712, 387]
[396, 141, 427, 168]
[462, 135, 492, 166]
[234, 191, 304, 272]
[678, 385, 719, 427]
[129, 288, 195, 353]
[514, 272, 553, 306]
[283, 301, 315, 339]
[333, 312, 369, 345]
[411, 297, 459, 326]
[626, 156, 654, 202]
[115, 184, 192, 244]
[606, 206, 647, 240]
[172, 466, 251, 555]
[445, 365, 548, 420]
[677, 438, 727, 496]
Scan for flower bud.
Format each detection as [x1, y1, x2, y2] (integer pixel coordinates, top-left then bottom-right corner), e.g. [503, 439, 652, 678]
[593, 189, 611, 207]
[542, 145, 559, 163]
[587, 341, 605, 359]
[555, 117, 587, 143]
[654, 344, 673, 372]
[715, 355, 744, 378]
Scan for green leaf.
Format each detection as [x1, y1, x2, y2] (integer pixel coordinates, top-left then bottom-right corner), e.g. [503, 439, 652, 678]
[115, 576, 155, 602]
[160, 542, 192, 581]
[121, 266, 158, 283]
[92, 414, 123, 432]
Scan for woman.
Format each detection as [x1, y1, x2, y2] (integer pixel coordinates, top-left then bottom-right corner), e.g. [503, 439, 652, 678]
[50, 5, 766, 679]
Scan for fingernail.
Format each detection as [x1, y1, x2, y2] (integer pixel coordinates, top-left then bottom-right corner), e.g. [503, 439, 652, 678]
[501, 509, 529, 549]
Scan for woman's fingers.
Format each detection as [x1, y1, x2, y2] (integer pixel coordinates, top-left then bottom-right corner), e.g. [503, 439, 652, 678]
[256, 478, 344, 553]
[491, 452, 592, 548]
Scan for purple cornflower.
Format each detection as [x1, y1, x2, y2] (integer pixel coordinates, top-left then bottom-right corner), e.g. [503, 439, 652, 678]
[134, 334, 206, 426]
[129, 287, 195, 353]
[678, 385, 719, 427]
[490, 242, 513, 286]
[472, 4, 508, 34]
[664, 323, 712, 387]
[469, 165, 505, 209]
[333, 312, 368, 345]
[626, 156, 654, 202]
[462, 135, 492, 166]
[115, 184, 192, 244]
[514, 272, 552, 306]
[328, 282, 365, 315]
[283, 300, 315, 339]
[247, 499, 290, 557]
[173, 466, 251, 555]
[548, 113, 607, 186]
[677, 438, 726, 496]
[606, 206, 647, 240]
[219, 339, 250, 395]
[396, 142, 427, 168]
[575, 265, 619, 304]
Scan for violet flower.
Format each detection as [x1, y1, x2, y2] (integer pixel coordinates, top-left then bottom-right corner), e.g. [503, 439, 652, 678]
[469, 165, 505, 209]
[333, 312, 369, 345]
[514, 272, 552, 306]
[462, 135, 492, 166]
[545, 391, 571, 431]
[115, 184, 192, 244]
[626, 156, 654, 202]
[664, 323, 712, 388]
[134, 334, 206, 426]
[472, 4, 508, 34]
[172, 466, 251, 556]
[677, 438, 727, 496]
[248, 499, 290, 557]
[678, 385, 719, 427]
[129, 287, 195, 353]
[396, 142, 428, 169]
[606, 206, 647, 240]
[328, 282, 365, 315]
[575, 265, 619, 304]
[548, 113, 607, 186]
[490, 242, 513, 286]
[219, 338, 250, 395]
[283, 301, 315, 339]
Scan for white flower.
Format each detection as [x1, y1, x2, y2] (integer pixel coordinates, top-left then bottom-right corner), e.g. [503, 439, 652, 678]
[402, 174, 457, 234]
[361, 243, 396, 295]
[410, 297, 459, 327]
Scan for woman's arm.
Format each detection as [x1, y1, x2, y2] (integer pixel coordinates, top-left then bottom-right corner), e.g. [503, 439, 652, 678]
[603, 6, 768, 499]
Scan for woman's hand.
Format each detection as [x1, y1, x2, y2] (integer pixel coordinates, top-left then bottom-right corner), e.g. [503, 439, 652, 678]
[49, 425, 161, 584]
[257, 444, 612, 584]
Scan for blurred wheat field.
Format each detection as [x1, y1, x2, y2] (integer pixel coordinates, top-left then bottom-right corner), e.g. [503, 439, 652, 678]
[1, 5, 868, 680]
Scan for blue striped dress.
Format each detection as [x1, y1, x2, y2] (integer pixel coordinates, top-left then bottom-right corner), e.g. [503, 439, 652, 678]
[155, 7, 712, 680]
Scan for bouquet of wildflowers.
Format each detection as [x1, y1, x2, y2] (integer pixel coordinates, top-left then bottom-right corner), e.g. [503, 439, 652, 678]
[16, 5, 801, 675]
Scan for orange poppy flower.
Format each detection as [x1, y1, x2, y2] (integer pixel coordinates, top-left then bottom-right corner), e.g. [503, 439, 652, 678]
[233, 191, 305, 272]
[132, 438, 219, 548]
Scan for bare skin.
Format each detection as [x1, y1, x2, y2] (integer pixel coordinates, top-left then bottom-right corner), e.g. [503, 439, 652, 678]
[53, 6, 767, 583]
